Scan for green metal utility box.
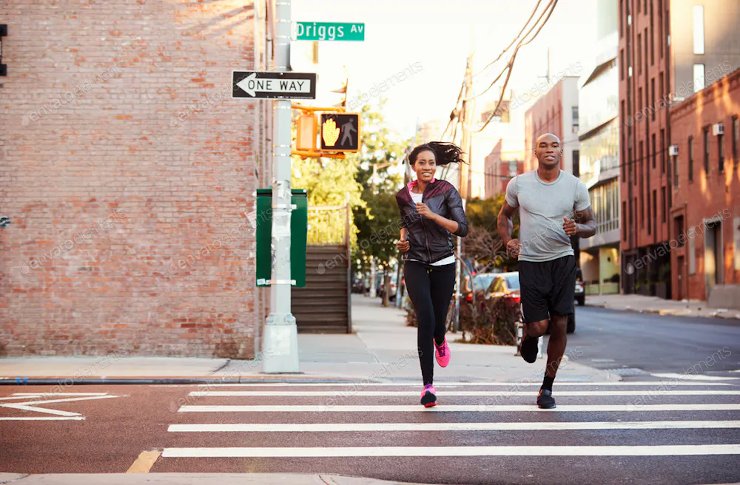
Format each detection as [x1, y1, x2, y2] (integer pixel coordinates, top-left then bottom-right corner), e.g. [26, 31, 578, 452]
[255, 188, 307, 287]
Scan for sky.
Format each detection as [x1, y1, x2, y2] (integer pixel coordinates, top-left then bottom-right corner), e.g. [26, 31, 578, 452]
[291, 0, 600, 139]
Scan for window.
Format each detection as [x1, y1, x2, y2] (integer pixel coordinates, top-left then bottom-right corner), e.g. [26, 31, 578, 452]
[638, 88, 643, 120]
[661, 187, 666, 223]
[688, 136, 694, 182]
[658, 0, 664, 58]
[650, 0, 655, 65]
[660, 129, 666, 174]
[675, 216, 685, 247]
[637, 34, 642, 74]
[659, 72, 664, 105]
[651, 78, 656, 120]
[622, 201, 628, 241]
[572, 106, 579, 133]
[733, 116, 739, 163]
[673, 152, 678, 186]
[703, 126, 710, 174]
[693, 5, 705, 54]
[620, 49, 625, 80]
[718, 132, 724, 173]
[647, 186, 652, 235]
[620, 0, 624, 37]
[652, 190, 657, 237]
[628, 147, 633, 184]
[693, 64, 705, 92]
[644, 28, 649, 71]
[652, 134, 657, 169]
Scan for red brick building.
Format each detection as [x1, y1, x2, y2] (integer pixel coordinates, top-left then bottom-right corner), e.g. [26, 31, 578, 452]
[618, 0, 740, 297]
[0, 1, 274, 357]
[483, 139, 523, 199]
[524, 77, 580, 174]
[669, 69, 740, 304]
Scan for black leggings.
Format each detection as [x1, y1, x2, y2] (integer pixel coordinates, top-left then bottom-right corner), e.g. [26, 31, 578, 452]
[404, 261, 456, 386]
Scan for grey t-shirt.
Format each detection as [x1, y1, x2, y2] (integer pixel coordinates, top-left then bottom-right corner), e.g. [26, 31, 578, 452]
[505, 170, 591, 262]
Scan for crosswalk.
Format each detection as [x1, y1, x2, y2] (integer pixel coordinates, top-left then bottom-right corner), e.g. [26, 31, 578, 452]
[159, 380, 740, 464]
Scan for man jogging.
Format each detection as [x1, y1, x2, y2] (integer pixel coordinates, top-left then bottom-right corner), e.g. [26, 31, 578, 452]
[498, 133, 596, 409]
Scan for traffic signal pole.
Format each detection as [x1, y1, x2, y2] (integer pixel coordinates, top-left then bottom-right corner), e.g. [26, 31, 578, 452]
[262, 0, 299, 373]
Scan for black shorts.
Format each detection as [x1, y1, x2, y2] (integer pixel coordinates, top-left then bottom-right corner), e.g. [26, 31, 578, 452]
[519, 255, 577, 324]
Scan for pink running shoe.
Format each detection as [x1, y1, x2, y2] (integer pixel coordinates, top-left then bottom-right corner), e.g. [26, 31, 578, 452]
[434, 337, 451, 367]
[420, 384, 437, 408]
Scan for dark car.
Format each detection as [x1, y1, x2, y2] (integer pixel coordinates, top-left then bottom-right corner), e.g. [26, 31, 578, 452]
[575, 267, 585, 306]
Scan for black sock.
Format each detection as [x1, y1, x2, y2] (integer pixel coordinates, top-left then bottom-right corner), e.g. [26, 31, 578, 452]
[542, 375, 555, 391]
[434, 336, 445, 346]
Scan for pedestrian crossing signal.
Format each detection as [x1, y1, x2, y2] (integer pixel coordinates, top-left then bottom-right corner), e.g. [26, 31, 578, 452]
[320, 113, 360, 152]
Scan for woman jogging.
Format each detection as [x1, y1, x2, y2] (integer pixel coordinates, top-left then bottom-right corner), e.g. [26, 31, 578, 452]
[395, 142, 468, 407]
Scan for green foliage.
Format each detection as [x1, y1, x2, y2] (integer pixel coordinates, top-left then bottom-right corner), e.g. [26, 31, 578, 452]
[350, 103, 410, 272]
[463, 195, 519, 271]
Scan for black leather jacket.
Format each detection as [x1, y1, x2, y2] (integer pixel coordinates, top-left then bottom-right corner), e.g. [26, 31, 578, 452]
[396, 179, 468, 264]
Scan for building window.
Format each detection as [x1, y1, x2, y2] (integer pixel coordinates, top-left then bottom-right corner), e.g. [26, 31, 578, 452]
[693, 5, 705, 54]
[703, 126, 710, 174]
[651, 134, 657, 169]
[650, 0, 655, 65]
[675, 216, 685, 247]
[658, 0, 664, 58]
[647, 186, 652, 235]
[644, 28, 649, 72]
[693, 64, 705, 92]
[628, 148, 633, 183]
[651, 78, 656, 120]
[652, 190, 657, 237]
[620, 49, 625, 80]
[673, 154, 678, 187]
[659, 72, 664, 104]
[733, 116, 739, 163]
[661, 187, 666, 223]
[637, 34, 642, 75]
[638, 88, 643, 121]
[572, 106, 579, 133]
[660, 128, 666, 173]
[688, 136, 694, 182]
[718, 132, 724, 173]
[622, 200, 628, 241]
[620, 0, 624, 37]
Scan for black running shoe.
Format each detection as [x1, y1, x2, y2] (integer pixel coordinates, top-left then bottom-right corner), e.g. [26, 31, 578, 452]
[537, 388, 556, 409]
[520, 334, 539, 363]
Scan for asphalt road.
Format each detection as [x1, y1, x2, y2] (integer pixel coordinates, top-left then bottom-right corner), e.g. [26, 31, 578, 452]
[568, 306, 740, 375]
[1, 309, 739, 484]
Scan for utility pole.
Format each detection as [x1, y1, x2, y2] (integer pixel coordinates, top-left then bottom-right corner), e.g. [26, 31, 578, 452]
[454, 52, 474, 332]
[262, 0, 299, 373]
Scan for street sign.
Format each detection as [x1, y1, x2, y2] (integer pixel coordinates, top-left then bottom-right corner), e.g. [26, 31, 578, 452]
[232, 71, 317, 99]
[320, 113, 360, 152]
[296, 22, 365, 41]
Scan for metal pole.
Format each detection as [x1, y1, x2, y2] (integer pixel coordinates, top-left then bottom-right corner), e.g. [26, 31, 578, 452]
[262, 0, 299, 373]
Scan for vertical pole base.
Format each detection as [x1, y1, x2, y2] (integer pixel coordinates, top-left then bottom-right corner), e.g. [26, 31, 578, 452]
[262, 313, 299, 373]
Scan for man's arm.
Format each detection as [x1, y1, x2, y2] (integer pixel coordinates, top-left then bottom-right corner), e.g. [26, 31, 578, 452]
[497, 201, 517, 244]
[564, 207, 596, 238]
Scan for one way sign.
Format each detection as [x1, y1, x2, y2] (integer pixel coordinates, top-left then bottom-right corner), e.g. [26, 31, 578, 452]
[232, 71, 317, 99]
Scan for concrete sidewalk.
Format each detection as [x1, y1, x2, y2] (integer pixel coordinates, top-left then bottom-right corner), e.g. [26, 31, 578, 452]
[0, 295, 616, 384]
[586, 293, 740, 320]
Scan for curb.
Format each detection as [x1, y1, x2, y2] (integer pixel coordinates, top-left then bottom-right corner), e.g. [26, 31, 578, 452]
[0, 376, 379, 386]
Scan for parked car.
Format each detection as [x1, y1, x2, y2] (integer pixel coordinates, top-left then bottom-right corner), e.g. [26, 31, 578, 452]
[575, 267, 585, 306]
[484, 271, 521, 310]
[463, 273, 497, 303]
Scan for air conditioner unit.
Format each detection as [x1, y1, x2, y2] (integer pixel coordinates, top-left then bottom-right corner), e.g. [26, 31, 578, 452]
[713, 123, 724, 136]
[669, 145, 679, 156]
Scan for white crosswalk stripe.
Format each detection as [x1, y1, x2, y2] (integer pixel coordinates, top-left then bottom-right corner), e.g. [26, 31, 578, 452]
[162, 381, 740, 460]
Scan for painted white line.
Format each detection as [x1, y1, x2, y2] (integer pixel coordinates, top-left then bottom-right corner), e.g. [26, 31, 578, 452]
[168, 420, 740, 433]
[178, 403, 740, 413]
[11, 393, 111, 396]
[162, 444, 740, 458]
[189, 390, 740, 397]
[0, 417, 86, 421]
[0, 394, 120, 417]
[201, 381, 733, 387]
[651, 373, 739, 381]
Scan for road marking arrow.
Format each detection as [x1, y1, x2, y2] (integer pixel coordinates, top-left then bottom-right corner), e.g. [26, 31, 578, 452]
[0, 392, 121, 419]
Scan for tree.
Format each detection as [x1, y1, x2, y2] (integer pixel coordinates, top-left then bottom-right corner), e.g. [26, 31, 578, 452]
[350, 103, 410, 306]
[463, 194, 519, 272]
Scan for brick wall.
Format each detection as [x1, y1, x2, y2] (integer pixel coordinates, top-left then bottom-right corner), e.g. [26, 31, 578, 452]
[669, 69, 740, 301]
[0, 1, 270, 358]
